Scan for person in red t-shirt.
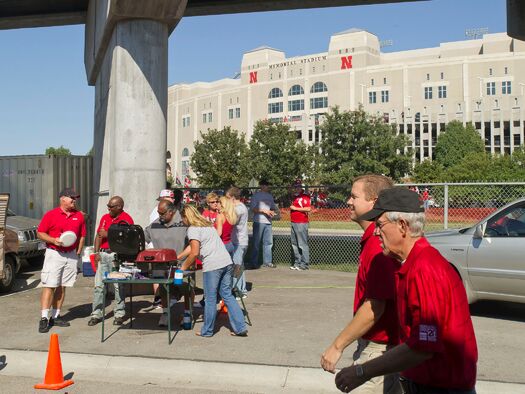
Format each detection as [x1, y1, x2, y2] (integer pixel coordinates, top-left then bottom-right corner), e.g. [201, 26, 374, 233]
[36, 188, 86, 334]
[336, 188, 477, 394]
[202, 192, 220, 224]
[321, 175, 401, 394]
[87, 196, 134, 327]
[289, 180, 311, 271]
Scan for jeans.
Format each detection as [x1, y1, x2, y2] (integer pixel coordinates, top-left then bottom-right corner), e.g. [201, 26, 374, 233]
[251, 222, 273, 266]
[224, 242, 235, 259]
[91, 252, 125, 319]
[291, 222, 310, 267]
[232, 244, 248, 295]
[399, 378, 476, 394]
[201, 264, 247, 337]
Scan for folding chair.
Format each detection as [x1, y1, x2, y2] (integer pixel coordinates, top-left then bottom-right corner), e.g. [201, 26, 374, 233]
[0, 194, 10, 281]
[232, 264, 252, 326]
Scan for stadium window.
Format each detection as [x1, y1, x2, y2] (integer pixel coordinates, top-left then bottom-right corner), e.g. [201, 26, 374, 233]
[236, 107, 241, 118]
[440, 72, 444, 80]
[208, 112, 212, 123]
[383, 77, 387, 85]
[310, 97, 328, 109]
[502, 81, 512, 95]
[426, 73, 430, 81]
[202, 113, 206, 123]
[268, 102, 283, 114]
[288, 85, 304, 96]
[369, 91, 377, 104]
[505, 67, 508, 75]
[310, 81, 328, 93]
[381, 90, 389, 103]
[489, 68, 493, 76]
[229, 109, 234, 119]
[424, 87, 433, 100]
[438, 85, 447, 99]
[288, 99, 305, 111]
[486, 82, 496, 96]
[371, 78, 375, 86]
[268, 88, 283, 99]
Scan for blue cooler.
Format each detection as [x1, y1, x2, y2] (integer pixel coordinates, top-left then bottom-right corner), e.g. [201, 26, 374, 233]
[83, 262, 96, 277]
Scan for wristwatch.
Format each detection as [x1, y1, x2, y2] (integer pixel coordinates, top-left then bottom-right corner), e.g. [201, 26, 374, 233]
[355, 364, 365, 378]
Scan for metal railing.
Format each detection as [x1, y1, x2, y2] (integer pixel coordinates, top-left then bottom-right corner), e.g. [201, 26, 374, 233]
[179, 182, 525, 272]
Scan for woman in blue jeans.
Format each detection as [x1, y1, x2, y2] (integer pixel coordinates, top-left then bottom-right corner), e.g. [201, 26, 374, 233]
[180, 205, 247, 337]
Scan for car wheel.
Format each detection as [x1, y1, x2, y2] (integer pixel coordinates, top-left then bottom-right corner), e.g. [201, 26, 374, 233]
[0, 255, 16, 293]
[27, 255, 44, 268]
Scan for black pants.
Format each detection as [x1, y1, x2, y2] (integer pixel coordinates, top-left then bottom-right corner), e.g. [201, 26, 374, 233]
[400, 378, 476, 394]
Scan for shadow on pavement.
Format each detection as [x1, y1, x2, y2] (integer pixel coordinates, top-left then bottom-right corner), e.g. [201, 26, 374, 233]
[470, 300, 525, 322]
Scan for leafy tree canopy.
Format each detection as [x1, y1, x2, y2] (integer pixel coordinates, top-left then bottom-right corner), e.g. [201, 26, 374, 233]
[434, 121, 485, 168]
[318, 106, 411, 183]
[190, 127, 249, 188]
[45, 146, 71, 156]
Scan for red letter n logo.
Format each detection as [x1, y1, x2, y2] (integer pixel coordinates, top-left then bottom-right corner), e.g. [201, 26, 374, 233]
[249, 71, 258, 84]
[341, 56, 353, 70]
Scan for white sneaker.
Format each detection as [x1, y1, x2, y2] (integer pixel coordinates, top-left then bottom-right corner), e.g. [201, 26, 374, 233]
[158, 313, 168, 327]
[290, 266, 299, 270]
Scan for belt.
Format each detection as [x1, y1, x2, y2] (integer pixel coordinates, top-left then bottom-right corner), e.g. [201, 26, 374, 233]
[99, 248, 112, 253]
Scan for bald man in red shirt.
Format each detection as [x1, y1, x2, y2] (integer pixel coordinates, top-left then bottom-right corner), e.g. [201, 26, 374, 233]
[336, 188, 477, 394]
[321, 175, 401, 394]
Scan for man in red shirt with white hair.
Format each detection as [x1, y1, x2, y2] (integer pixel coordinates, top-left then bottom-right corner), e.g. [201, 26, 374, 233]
[335, 188, 477, 394]
[37, 188, 86, 333]
[321, 174, 401, 394]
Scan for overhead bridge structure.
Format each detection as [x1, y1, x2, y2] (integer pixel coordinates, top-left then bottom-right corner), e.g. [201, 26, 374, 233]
[0, 0, 523, 226]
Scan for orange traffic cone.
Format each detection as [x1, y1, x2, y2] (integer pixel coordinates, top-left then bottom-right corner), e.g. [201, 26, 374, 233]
[219, 299, 228, 314]
[34, 333, 74, 390]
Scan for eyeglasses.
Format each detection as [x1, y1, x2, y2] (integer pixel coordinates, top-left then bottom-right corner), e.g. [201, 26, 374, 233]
[107, 204, 118, 209]
[375, 220, 392, 230]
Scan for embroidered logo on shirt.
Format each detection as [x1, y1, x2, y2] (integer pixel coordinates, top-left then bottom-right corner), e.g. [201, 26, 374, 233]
[419, 324, 437, 342]
[72, 218, 78, 220]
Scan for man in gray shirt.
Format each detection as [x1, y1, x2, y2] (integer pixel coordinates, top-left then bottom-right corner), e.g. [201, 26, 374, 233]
[250, 180, 277, 268]
[226, 186, 249, 298]
[144, 200, 189, 327]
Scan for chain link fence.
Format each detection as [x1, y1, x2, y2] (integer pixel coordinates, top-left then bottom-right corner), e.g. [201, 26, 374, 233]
[179, 182, 525, 272]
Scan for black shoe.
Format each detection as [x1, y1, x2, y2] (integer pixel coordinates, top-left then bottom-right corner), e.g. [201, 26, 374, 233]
[232, 330, 248, 337]
[39, 318, 50, 333]
[113, 316, 125, 326]
[49, 317, 70, 327]
[88, 317, 102, 326]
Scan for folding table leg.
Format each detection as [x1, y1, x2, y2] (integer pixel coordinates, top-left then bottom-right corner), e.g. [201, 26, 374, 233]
[101, 283, 106, 342]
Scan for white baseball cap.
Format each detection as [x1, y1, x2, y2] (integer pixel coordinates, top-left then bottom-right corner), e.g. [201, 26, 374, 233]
[157, 189, 175, 200]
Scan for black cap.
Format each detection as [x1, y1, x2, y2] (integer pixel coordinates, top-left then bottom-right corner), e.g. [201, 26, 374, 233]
[59, 187, 80, 199]
[358, 187, 424, 221]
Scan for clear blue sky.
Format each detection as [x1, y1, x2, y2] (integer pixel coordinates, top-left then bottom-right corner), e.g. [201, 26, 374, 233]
[0, 0, 506, 156]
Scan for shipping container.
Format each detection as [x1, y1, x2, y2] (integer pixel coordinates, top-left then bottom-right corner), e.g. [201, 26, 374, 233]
[0, 155, 93, 239]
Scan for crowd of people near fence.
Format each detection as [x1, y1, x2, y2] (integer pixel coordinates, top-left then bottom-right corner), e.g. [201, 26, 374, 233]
[35, 174, 479, 393]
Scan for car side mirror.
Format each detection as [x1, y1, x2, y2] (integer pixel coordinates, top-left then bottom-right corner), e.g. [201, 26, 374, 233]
[473, 224, 484, 239]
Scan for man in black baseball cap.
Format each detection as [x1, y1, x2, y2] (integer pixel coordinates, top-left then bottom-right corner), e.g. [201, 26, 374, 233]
[335, 187, 478, 394]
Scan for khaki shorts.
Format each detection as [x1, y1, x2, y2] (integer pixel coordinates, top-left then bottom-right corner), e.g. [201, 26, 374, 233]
[41, 249, 78, 288]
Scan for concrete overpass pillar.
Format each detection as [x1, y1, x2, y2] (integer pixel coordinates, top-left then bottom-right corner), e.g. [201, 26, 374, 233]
[85, 0, 187, 227]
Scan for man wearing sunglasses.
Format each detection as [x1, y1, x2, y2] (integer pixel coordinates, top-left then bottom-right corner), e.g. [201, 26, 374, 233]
[37, 188, 86, 333]
[88, 196, 134, 327]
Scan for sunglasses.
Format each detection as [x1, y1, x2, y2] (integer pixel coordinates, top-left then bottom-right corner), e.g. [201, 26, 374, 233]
[107, 204, 118, 209]
[208, 200, 220, 204]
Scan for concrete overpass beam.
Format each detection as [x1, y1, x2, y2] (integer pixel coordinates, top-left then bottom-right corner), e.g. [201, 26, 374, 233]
[86, 0, 187, 226]
[507, 0, 525, 41]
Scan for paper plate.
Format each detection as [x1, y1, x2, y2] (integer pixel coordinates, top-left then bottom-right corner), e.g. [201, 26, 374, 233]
[60, 231, 77, 247]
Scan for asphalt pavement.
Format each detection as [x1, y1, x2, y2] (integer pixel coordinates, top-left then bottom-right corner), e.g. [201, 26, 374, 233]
[0, 264, 524, 393]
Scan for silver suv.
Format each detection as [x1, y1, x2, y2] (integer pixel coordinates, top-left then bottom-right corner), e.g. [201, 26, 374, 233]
[427, 198, 525, 304]
[6, 209, 45, 266]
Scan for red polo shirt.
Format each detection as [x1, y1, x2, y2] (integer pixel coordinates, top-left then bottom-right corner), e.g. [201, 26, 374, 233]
[38, 207, 87, 252]
[354, 223, 400, 344]
[291, 192, 311, 223]
[202, 209, 218, 224]
[396, 238, 477, 390]
[97, 211, 134, 249]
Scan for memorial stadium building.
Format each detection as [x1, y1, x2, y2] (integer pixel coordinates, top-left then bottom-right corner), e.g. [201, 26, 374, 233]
[167, 29, 525, 180]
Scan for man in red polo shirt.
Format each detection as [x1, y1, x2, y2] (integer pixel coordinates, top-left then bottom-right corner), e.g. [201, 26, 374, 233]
[289, 180, 311, 271]
[37, 188, 86, 333]
[88, 196, 134, 327]
[335, 188, 477, 394]
[321, 174, 401, 394]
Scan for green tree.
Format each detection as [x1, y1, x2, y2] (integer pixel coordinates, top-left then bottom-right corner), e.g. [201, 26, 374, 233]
[413, 159, 445, 183]
[434, 121, 485, 168]
[247, 120, 313, 189]
[318, 106, 411, 183]
[45, 146, 71, 156]
[190, 127, 249, 188]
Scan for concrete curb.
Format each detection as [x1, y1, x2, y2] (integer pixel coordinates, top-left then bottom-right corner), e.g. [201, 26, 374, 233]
[1, 349, 524, 393]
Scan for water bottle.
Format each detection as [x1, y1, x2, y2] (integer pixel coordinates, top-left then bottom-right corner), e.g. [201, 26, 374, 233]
[174, 269, 184, 285]
[182, 312, 192, 330]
